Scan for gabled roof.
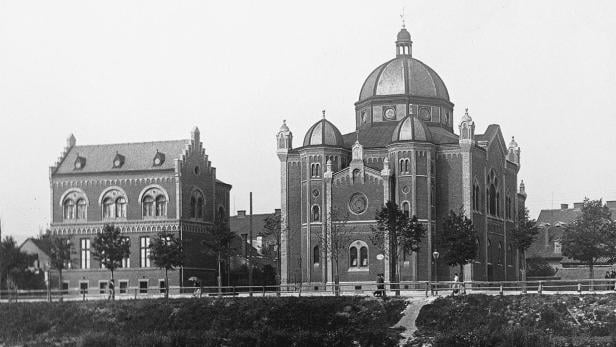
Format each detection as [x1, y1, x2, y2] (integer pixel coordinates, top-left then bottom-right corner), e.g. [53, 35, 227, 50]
[54, 140, 188, 174]
[537, 208, 582, 225]
[20, 237, 52, 256]
[342, 122, 398, 148]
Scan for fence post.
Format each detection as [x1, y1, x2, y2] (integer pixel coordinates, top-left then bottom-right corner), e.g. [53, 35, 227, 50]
[499, 282, 503, 296]
[82, 289, 86, 302]
[262, 286, 265, 297]
[577, 282, 582, 294]
[134, 288, 137, 300]
[425, 282, 429, 297]
[538, 281, 543, 294]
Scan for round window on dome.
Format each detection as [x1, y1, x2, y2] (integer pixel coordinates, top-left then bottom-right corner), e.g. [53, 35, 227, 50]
[194, 166, 200, 176]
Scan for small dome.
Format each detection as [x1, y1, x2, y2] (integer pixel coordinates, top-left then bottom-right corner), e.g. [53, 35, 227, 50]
[303, 118, 344, 147]
[279, 120, 290, 133]
[391, 115, 432, 142]
[397, 28, 411, 42]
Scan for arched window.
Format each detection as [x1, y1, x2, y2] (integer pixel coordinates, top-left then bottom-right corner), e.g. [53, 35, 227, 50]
[142, 196, 154, 217]
[402, 201, 410, 218]
[100, 188, 128, 220]
[313, 245, 320, 264]
[103, 197, 115, 219]
[63, 199, 75, 220]
[352, 169, 361, 183]
[312, 205, 320, 222]
[217, 206, 226, 222]
[190, 196, 196, 218]
[360, 246, 368, 267]
[76, 199, 87, 220]
[140, 186, 168, 218]
[156, 196, 167, 217]
[196, 197, 204, 218]
[116, 197, 126, 218]
[399, 159, 405, 173]
[498, 242, 503, 265]
[349, 246, 358, 267]
[349, 240, 369, 268]
[487, 239, 492, 264]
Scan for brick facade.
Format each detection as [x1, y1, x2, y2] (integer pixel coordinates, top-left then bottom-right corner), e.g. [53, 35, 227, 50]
[277, 28, 526, 285]
[49, 127, 231, 290]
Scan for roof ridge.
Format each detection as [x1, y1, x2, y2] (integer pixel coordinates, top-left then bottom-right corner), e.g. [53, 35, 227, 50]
[72, 139, 189, 148]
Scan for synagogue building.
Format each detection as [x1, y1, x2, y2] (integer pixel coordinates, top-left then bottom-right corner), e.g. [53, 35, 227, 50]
[277, 27, 527, 285]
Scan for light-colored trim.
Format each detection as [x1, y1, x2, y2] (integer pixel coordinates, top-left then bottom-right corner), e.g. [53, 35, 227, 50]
[138, 184, 170, 203]
[59, 187, 89, 206]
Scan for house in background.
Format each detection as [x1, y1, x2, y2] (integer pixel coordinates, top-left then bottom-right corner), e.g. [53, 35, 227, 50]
[528, 201, 616, 279]
[19, 237, 52, 273]
[229, 209, 280, 269]
[48, 127, 231, 293]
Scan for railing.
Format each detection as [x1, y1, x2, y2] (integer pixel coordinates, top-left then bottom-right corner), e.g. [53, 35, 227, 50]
[1, 279, 616, 302]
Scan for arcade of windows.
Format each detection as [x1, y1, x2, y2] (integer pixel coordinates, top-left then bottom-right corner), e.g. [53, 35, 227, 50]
[190, 190, 205, 219]
[349, 240, 369, 269]
[310, 163, 321, 177]
[61, 186, 169, 222]
[487, 171, 501, 217]
[399, 158, 410, 174]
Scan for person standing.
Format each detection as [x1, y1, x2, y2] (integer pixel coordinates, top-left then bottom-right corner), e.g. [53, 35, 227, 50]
[108, 279, 115, 301]
[452, 273, 459, 296]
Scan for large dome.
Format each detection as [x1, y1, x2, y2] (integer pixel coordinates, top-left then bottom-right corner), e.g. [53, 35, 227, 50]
[359, 56, 449, 102]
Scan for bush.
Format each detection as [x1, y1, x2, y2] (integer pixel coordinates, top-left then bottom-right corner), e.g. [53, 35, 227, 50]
[0, 297, 407, 346]
[526, 257, 557, 277]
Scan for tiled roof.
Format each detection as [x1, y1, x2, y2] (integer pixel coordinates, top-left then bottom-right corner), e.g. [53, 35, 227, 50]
[230, 212, 278, 238]
[54, 140, 188, 174]
[537, 208, 582, 225]
[342, 122, 398, 148]
[20, 237, 52, 256]
[427, 126, 458, 144]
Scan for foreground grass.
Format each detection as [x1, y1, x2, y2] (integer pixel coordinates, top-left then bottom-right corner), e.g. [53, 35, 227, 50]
[0, 296, 407, 346]
[414, 294, 616, 346]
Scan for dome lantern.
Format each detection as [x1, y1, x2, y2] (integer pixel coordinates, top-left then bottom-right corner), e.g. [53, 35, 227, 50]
[396, 27, 412, 57]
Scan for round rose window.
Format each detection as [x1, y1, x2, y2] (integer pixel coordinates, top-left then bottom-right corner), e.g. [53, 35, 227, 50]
[348, 193, 368, 215]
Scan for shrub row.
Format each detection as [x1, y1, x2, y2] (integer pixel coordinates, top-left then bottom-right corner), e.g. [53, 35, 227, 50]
[0, 297, 407, 346]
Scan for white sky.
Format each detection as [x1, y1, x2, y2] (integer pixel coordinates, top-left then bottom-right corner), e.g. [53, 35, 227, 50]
[1, 0, 615, 242]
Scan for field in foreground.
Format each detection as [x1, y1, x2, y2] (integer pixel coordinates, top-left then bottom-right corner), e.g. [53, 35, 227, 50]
[413, 294, 616, 346]
[0, 296, 407, 346]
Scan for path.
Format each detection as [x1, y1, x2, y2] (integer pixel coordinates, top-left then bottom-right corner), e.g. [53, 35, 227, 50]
[393, 296, 437, 346]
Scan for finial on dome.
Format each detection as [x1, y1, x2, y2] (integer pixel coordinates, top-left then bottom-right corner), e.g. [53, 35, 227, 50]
[400, 7, 406, 29]
[509, 136, 519, 149]
[322, 109, 326, 119]
[461, 107, 473, 122]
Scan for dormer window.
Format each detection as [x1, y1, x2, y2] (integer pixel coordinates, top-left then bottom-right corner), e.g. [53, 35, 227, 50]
[113, 152, 125, 168]
[153, 150, 165, 167]
[74, 154, 86, 170]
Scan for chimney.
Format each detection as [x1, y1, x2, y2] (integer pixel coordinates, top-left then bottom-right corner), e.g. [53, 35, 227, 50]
[237, 210, 246, 218]
[560, 204, 568, 210]
[606, 201, 616, 209]
[573, 202, 583, 209]
[274, 209, 281, 215]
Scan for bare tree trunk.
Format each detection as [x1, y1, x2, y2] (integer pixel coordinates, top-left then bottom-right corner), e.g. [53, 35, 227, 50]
[165, 268, 169, 299]
[110, 269, 115, 301]
[58, 269, 63, 302]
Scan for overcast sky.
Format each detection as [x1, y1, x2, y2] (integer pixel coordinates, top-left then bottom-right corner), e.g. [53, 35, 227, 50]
[1, 0, 615, 242]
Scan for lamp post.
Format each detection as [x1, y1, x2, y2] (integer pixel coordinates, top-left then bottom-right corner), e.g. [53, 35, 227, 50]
[432, 250, 440, 295]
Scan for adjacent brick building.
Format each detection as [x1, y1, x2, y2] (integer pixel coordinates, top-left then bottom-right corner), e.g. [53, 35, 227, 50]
[49, 127, 231, 293]
[277, 27, 527, 285]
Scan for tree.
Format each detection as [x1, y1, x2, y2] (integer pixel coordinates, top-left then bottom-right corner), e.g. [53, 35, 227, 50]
[149, 232, 184, 299]
[319, 207, 353, 295]
[526, 257, 556, 277]
[511, 206, 539, 279]
[49, 236, 72, 299]
[440, 209, 478, 280]
[262, 213, 282, 283]
[202, 218, 236, 295]
[371, 201, 426, 284]
[0, 236, 45, 291]
[561, 198, 616, 282]
[91, 224, 130, 299]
